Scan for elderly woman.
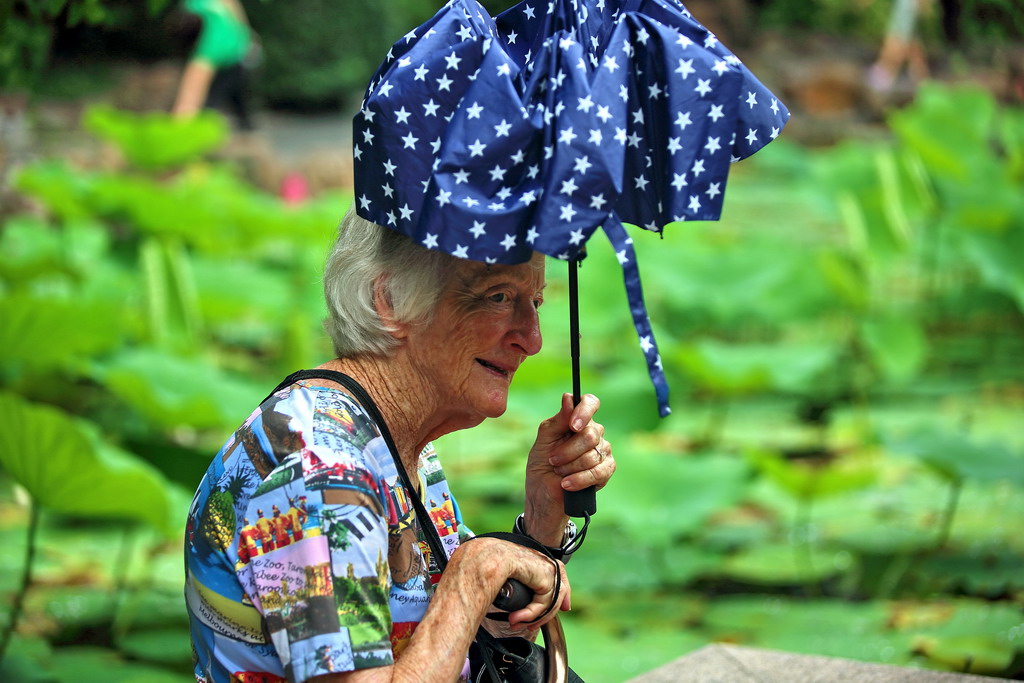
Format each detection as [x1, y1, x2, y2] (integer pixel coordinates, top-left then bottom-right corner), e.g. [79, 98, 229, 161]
[185, 208, 615, 682]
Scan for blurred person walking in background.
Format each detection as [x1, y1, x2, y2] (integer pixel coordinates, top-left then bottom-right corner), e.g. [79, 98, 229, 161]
[173, 0, 259, 130]
[868, 0, 932, 96]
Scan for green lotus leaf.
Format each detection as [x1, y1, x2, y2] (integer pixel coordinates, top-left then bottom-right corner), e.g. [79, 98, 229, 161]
[860, 315, 928, 384]
[0, 294, 124, 372]
[884, 427, 1024, 486]
[91, 348, 265, 432]
[0, 393, 174, 534]
[600, 452, 751, 547]
[720, 542, 845, 585]
[82, 105, 227, 171]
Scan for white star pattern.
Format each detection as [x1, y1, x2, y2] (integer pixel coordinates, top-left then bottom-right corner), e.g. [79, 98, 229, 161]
[468, 139, 487, 156]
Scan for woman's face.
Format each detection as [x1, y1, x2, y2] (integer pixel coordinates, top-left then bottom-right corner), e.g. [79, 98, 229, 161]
[406, 252, 546, 426]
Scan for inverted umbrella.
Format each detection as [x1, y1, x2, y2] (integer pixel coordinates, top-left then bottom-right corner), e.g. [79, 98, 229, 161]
[352, 0, 790, 516]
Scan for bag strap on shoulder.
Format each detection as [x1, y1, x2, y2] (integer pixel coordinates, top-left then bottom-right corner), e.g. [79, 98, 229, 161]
[264, 369, 450, 569]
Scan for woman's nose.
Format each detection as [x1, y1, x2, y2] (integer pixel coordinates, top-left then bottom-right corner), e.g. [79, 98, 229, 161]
[512, 303, 543, 356]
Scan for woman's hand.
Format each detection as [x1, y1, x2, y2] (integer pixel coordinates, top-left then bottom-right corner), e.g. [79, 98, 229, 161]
[523, 393, 615, 546]
[455, 536, 570, 632]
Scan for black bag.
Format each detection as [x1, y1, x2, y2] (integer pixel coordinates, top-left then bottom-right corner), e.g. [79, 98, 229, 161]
[469, 629, 584, 683]
[268, 370, 583, 683]
[470, 635, 546, 682]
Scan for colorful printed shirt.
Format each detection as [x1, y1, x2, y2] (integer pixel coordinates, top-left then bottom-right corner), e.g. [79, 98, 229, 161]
[185, 379, 472, 682]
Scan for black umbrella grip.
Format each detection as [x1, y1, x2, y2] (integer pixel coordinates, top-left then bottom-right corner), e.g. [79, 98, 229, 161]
[564, 486, 596, 517]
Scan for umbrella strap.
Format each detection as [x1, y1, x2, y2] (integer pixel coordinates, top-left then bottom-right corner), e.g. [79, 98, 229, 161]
[603, 214, 671, 418]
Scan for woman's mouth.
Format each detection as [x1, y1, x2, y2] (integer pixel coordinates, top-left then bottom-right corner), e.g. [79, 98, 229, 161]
[476, 359, 510, 377]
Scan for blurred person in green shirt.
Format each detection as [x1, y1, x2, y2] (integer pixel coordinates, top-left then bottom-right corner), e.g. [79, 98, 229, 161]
[173, 0, 258, 130]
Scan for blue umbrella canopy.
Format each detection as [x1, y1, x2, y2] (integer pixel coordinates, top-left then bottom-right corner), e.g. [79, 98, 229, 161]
[352, 0, 790, 419]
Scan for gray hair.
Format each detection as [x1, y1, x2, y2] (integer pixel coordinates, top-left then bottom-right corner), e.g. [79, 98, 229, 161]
[323, 207, 454, 357]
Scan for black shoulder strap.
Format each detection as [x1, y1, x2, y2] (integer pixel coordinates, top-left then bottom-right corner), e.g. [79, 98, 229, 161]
[264, 369, 451, 571]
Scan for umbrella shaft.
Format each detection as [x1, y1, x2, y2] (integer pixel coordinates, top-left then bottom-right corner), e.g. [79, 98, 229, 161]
[569, 258, 582, 406]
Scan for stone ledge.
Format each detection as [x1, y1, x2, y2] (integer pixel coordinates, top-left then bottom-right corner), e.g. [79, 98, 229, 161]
[627, 644, 998, 683]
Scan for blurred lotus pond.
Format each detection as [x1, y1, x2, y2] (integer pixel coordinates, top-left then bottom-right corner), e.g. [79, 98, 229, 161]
[1, 83, 1022, 681]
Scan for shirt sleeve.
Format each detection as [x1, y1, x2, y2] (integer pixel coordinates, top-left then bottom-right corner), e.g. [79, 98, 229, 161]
[236, 400, 394, 681]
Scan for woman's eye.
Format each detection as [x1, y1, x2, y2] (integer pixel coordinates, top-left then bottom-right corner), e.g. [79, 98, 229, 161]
[488, 292, 508, 303]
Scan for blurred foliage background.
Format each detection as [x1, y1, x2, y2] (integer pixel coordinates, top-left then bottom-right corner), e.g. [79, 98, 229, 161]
[1, 0, 1023, 682]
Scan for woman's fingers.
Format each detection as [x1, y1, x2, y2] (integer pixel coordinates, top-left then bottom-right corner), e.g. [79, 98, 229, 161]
[536, 393, 601, 441]
[506, 559, 570, 630]
[547, 423, 604, 469]
[559, 440, 615, 491]
[567, 393, 600, 433]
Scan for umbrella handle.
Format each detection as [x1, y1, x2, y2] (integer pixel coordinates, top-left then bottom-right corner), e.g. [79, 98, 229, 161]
[564, 256, 597, 518]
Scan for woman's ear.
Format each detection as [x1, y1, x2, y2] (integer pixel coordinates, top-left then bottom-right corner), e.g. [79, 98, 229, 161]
[373, 275, 409, 340]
